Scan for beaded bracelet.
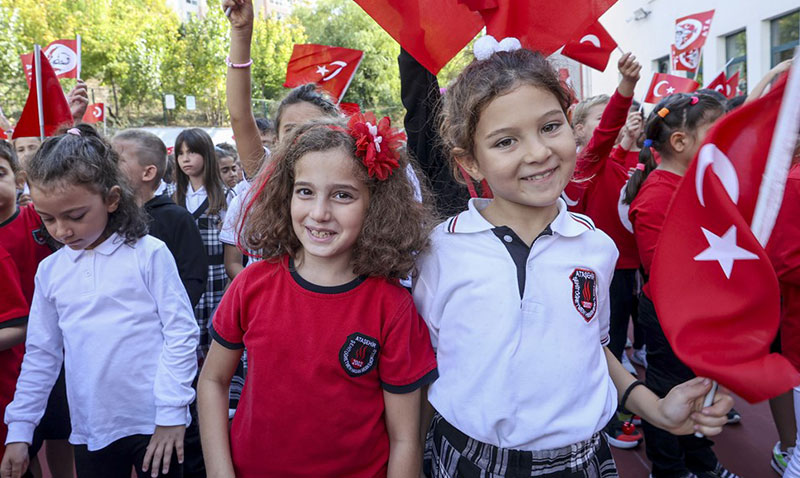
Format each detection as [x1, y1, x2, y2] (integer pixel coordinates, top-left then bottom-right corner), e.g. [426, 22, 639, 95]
[621, 380, 645, 415]
[225, 56, 253, 69]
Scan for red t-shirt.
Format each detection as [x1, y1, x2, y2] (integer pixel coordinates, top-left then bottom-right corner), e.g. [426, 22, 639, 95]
[628, 169, 682, 297]
[0, 205, 53, 304]
[565, 90, 640, 269]
[610, 146, 641, 171]
[211, 256, 438, 478]
[0, 245, 28, 455]
[767, 164, 800, 371]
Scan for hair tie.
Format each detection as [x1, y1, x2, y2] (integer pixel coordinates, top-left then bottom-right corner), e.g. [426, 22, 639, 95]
[643, 139, 653, 148]
[473, 35, 522, 61]
[636, 163, 646, 171]
[66, 128, 81, 136]
[690, 96, 700, 105]
[657, 107, 670, 118]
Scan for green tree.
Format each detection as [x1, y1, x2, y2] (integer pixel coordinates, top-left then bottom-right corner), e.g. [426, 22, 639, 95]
[295, 0, 401, 116]
[250, 15, 306, 102]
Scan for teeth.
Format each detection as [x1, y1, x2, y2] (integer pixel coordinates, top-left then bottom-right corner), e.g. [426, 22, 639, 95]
[310, 229, 331, 239]
[525, 169, 554, 180]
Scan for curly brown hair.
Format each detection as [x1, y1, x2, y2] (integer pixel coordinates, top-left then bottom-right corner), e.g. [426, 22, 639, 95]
[439, 48, 573, 184]
[241, 120, 435, 280]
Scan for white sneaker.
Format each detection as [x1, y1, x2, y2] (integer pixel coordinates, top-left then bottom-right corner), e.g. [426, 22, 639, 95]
[631, 347, 648, 368]
[622, 353, 637, 375]
[625, 338, 633, 349]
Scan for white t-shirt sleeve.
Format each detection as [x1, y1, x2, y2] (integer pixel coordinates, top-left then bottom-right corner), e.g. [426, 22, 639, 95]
[220, 192, 244, 246]
[412, 243, 442, 351]
[597, 241, 619, 347]
[5, 267, 64, 445]
[145, 242, 200, 426]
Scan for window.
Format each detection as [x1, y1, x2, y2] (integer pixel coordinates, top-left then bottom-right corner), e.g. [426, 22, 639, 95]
[655, 55, 670, 74]
[771, 10, 799, 67]
[725, 30, 747, 92]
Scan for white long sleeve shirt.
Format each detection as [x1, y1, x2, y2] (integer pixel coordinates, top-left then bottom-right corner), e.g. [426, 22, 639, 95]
[5, 234, 199, 451]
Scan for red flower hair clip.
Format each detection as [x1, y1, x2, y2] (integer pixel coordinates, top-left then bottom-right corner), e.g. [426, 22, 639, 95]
[347, 112, 403, 181]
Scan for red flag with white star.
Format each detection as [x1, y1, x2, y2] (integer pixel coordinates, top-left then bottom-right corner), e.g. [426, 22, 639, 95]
[649, 64, 800, 403]
[284, 44, 364, 103]
[560, 20, 617, 72]
[644, 73, 699, 104]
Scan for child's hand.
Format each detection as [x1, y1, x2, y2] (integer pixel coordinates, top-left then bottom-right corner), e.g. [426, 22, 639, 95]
[656, 377, 733, 436]
[67, 80, 89, 124]
[142, 425, 185, 478]
[222, 0, 254, 30]
[623, 111, 643, 142]
[17, 193, 32, 208]
[617, 52, 641, 97]
[0, 442, 30, 478]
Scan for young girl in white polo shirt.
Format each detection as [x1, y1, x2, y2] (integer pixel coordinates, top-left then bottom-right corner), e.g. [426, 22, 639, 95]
[412, 39, 734, 478]
[0, 125, 199, 478]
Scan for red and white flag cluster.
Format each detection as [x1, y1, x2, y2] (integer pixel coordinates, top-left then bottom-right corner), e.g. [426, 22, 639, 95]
[706, 71, 741, 99]
[643, 73, 699, 104]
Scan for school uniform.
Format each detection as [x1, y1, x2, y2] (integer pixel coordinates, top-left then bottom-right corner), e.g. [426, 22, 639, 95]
[210, 256, 438, 477]
[414, 198, 619, 477]
[4, 234, 199, 477]
[629, 170, 720, 477]
[179, 184, 231, 360]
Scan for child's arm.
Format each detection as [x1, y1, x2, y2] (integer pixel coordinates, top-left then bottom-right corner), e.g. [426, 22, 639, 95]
[604, 348, 732, 436]
[747, 59, 792, 103]
[223, 244, 245, 280]
[198, 342, 243, 478]
[384, 389, 423, 478]
[222, 0, 264, 179]
[0, 257, 28, 352]
[419, 385, 434, 444]
[173, 213, 208, 307]
[616, 110, 643, 157]
[142, 243, 200, 476]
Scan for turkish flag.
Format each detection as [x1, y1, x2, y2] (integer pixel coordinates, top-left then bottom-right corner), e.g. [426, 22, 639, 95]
[465, 0, 618, 58]
[353, 0, 483, 75]
[284, 44, 364, 103]
[20, 52, 34, 87]
[82, 103, 104, 124]
[0, 130, 6, 140]
[650, 71, 800, 403]
[12, 50, 73, 139]
[643, 73, 699, 104]
[726, 71, 741, 98]
[561, 20, 617, 71]
[706, 71, 727, 94]
[674, 10, 715, 55]
[44, 39, 79, 79]
[671, 45, 701, 72]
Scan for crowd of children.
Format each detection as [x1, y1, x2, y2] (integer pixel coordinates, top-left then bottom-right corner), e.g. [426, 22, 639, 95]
[0, 0, 797, 476]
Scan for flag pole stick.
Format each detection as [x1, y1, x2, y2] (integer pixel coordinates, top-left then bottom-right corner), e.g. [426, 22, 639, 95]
[34, 44, 45, 141]
[103, 106, 107, 136]
[616, 46, 626, 56]
[703, 57, 737, 88]
[694, 381, 718, 438]
[76, 34, 82, 80]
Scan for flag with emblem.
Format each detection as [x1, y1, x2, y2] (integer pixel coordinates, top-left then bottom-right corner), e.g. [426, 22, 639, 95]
[643, 73, 700, 104]
[284, 44, 364, 103]
[674, 10, 715, 56]
[12, 47, 72, 139]
[82, 103, 104, 124]
[561, 20, 617, 71]
[649, 61, 800, 403]
[44, 38, 80, 79]
[706, 71, 739, 99]
[671, 45, 701, 72]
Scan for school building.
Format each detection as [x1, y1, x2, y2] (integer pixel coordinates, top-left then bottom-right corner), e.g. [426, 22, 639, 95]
[578, 0, 799, 101]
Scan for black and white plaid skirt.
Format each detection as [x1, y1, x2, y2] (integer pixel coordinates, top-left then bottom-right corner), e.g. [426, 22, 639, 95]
[427, 413, 619, 478]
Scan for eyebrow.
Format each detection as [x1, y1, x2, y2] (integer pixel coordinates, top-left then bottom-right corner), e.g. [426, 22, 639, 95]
[295, 181, 360, 192]
[35, 206, 88, 217]
[485, 109, 565, 139]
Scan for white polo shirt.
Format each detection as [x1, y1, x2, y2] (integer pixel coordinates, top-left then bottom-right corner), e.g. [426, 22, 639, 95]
[413, 198, 618, 451]
[5, 234, 200, 451]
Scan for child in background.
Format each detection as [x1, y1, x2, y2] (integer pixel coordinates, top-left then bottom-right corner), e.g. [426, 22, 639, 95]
[625, 93, 739, 478]
[198, 109, 438, 476]
[112, 130, 208, 308]
[1, 125, 199, 478]
[215, 145, 240, 191]
[173, 128, 231, 361]
[254, 117, 275, 152]
[11, 138, 39, 208]
[416, 41, 733, 478]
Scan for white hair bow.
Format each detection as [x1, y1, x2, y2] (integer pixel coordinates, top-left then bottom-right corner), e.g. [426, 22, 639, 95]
[473, 35, 522, 61]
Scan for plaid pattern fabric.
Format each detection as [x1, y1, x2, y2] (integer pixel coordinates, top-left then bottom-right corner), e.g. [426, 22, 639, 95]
[194, 210, 227, 360]
[429, 414, 619, 478]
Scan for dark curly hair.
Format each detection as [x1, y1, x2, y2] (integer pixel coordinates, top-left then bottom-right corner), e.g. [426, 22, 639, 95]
[439, 48, 572, 184]
[25, 123, 148, 245]
[240, 120, 435, 280]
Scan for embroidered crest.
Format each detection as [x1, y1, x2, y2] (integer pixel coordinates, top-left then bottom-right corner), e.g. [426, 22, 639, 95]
[339, 332, 380, 377]
[31, 227, 46, 246]
[570, 268, 597, 321]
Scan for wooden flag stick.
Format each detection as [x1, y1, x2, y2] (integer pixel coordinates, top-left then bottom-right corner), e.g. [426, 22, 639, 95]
[76, 34, 82, 80]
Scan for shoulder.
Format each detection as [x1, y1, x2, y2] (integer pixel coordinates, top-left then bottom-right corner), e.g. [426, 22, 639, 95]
[232, 258, 284, 289]
[132, 235, 170, 260]
[566, 211, 596, 231]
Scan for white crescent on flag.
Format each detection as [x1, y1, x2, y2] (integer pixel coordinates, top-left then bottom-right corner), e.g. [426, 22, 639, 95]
[44, 43, 77, 76]
[92, 105, 102, 118]
[654, 80, 670, 97]
[323, 61, 348, 81]
[695, 143, 740, 207]
[579, 34, 601, 48]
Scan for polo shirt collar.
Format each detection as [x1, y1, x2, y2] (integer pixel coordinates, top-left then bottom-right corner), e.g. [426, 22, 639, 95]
[447, 198, 593, 238]
[63, 233, 126, 262]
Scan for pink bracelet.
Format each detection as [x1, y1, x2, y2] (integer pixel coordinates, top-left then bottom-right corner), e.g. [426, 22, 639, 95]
[225, 56, 253, 68]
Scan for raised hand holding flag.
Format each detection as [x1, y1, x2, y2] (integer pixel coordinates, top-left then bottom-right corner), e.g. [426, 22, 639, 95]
[561, 20, 618, 71]
[284, 44, 364, 103]
[12, 47, 72, 139]
[644, 73, 700, 103]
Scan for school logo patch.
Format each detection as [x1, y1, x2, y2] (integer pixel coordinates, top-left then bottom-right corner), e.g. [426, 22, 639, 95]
[570, 268, 597, 321]
[339, 332, 380, 377]
[31, 227, 46, 246]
